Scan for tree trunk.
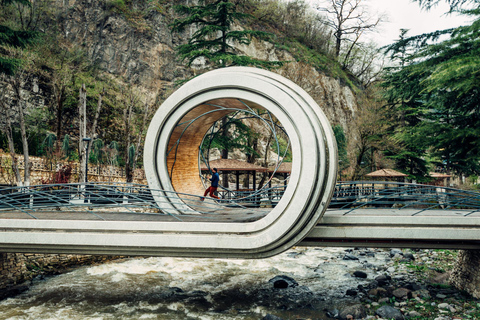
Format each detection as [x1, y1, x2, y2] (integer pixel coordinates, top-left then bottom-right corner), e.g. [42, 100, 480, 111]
[17, 96, 31, 186]
[88, 89, 104, 155]
[450, 250, 480, 298]
[55, 86, 65, 153]
[11, 74, 31, 186]
[123, 98, 133, 183]
[5, 118, 22, 185]
[132, 102, 150, 171]
[78, 83, 87, 183]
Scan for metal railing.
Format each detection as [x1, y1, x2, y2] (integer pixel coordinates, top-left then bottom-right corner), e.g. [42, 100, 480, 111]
[0, 183, 257, 220]
[330, 181, 480, 215]
[0, 181, 479, 220]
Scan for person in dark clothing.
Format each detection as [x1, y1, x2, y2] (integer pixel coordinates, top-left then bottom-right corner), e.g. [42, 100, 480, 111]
[201, 168, 220, 201]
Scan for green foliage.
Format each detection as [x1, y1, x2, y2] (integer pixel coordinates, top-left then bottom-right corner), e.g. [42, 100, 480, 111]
[203, 116, 259, 157]
[62, 134, 70, 158]
[91, 138, 104, 164]
[0, 0, 38, 75]
[128, 145, 135, 165]
[333, 125, 349, 175]
[274, 136, 292, 162]
[382, 6, 480, 176]
[171, 0, 284, 69]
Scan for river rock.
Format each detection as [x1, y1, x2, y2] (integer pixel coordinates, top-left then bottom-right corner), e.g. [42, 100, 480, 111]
[269, 275, 298, 289]
[256, 283, 315, 310]
[375, 305, 405, 320]
[343, 253, 359, 260]
[392, 288, 412, 300]
[368, 287, 387, 297]
[375, 274, 391, 286]
[403, 253, 415, 261]
[404, 282, 422, 291]
[390, 249, 403, 257]
[353, 271, 368, 278]
[346, 289, 357, 296]
[409, 310, 422, 317]
[339, 304, 367, 320]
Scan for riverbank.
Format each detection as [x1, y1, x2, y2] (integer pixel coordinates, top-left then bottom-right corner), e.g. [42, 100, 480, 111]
[0, 248, 479, 319]
[317, 247, 480, 320]
[0, 253, 124, 300]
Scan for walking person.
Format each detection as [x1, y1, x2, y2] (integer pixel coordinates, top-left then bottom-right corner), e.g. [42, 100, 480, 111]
[201, 168, 220, 201]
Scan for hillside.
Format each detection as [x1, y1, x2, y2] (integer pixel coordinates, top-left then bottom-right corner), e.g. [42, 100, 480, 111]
[0, 0, 362, 179]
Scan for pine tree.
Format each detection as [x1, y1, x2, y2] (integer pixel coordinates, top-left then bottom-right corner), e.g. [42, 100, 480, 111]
[171, 0, 283, 69]
[382, 6, 480, 176]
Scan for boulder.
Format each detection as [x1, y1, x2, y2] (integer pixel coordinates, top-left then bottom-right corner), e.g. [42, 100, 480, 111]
[390, 249, 403, 257]
[375, 305, 405, 320]
[343, 253, 359, 260]
[346, 289, 357, 296]
[269, 275, 298, 289]
[375, 274, 391, 286]
[353, 271, 368, 278]
[339, 304, 367, 320]
[392, 288, 412, 300]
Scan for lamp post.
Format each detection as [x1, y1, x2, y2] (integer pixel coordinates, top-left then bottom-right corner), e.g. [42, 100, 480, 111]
[82, 137, 92, 183]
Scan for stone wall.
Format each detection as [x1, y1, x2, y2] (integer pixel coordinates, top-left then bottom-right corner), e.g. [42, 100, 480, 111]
[0, 153, 147, 185]
[0, 252, 124, 299]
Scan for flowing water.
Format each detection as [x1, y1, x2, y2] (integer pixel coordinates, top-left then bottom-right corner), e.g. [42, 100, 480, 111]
[0, 247, 389, 320]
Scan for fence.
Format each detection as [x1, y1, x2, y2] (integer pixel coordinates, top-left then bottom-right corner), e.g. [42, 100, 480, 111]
[0, 154, 146, 185]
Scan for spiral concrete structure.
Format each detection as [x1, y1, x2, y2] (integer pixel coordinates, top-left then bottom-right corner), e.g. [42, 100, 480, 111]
[142, 67, 338, 258]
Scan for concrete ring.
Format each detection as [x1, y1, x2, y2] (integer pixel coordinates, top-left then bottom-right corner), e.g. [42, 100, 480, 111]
[143, 67, 337, 258]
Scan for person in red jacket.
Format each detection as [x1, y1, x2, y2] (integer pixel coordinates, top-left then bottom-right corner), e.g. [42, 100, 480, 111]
[201, 168, 220, 201]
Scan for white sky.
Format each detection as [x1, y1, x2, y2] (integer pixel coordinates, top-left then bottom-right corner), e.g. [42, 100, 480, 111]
[309, 0, 472, 47]
[363, 0, 472, 46]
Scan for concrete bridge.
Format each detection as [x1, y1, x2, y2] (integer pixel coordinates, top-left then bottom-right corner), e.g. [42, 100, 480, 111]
[0, 181, 478, 258]
[1, 67, 479, 258]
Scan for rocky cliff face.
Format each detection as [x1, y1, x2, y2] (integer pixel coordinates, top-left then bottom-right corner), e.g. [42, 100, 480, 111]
[59, 0, 358, 130]
[2, 0, 358, 160]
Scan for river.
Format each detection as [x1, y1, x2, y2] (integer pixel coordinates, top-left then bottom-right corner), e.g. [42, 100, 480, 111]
[0, 247, 389, 320]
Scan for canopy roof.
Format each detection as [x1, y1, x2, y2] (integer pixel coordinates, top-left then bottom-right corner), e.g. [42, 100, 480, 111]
[268, 162, 292, 174]
[365, 169, 407, 177]
[201, 159, 268, 172]
[429, 172, 452, 178]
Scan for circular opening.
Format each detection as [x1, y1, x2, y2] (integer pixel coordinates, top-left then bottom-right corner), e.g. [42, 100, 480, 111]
[165, 98, 292, 219]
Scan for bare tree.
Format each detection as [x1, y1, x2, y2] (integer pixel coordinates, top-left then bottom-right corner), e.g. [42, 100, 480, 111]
[132, 101, 151, 172]
[0, 72, 32, 186]
[120, 86, 140, 183]
[78, 83, 87, 183]
[350, 92, 390, 180]
[317, 0, 383, 60]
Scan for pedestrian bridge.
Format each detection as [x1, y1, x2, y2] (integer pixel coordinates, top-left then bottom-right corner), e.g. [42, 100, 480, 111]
[0, 181, 479, 258]
[1, 67, 479, 258]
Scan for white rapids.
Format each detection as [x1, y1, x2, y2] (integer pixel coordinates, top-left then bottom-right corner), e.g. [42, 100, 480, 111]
[0, 247, 391, 320]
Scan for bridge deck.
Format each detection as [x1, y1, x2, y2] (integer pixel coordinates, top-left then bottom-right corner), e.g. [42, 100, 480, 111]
[1, 182, 480, 255]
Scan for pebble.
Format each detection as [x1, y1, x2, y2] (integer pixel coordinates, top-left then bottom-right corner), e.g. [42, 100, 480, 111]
[387, 267, 395, 273]
[409, 311, 421, 317]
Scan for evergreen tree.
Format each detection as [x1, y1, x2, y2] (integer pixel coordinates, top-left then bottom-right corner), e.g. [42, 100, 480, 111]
[382, 6, 480, 176]
[333, 124, 349, 179]
[0, 0, 37, 75]
[171, 0, 284, 69]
